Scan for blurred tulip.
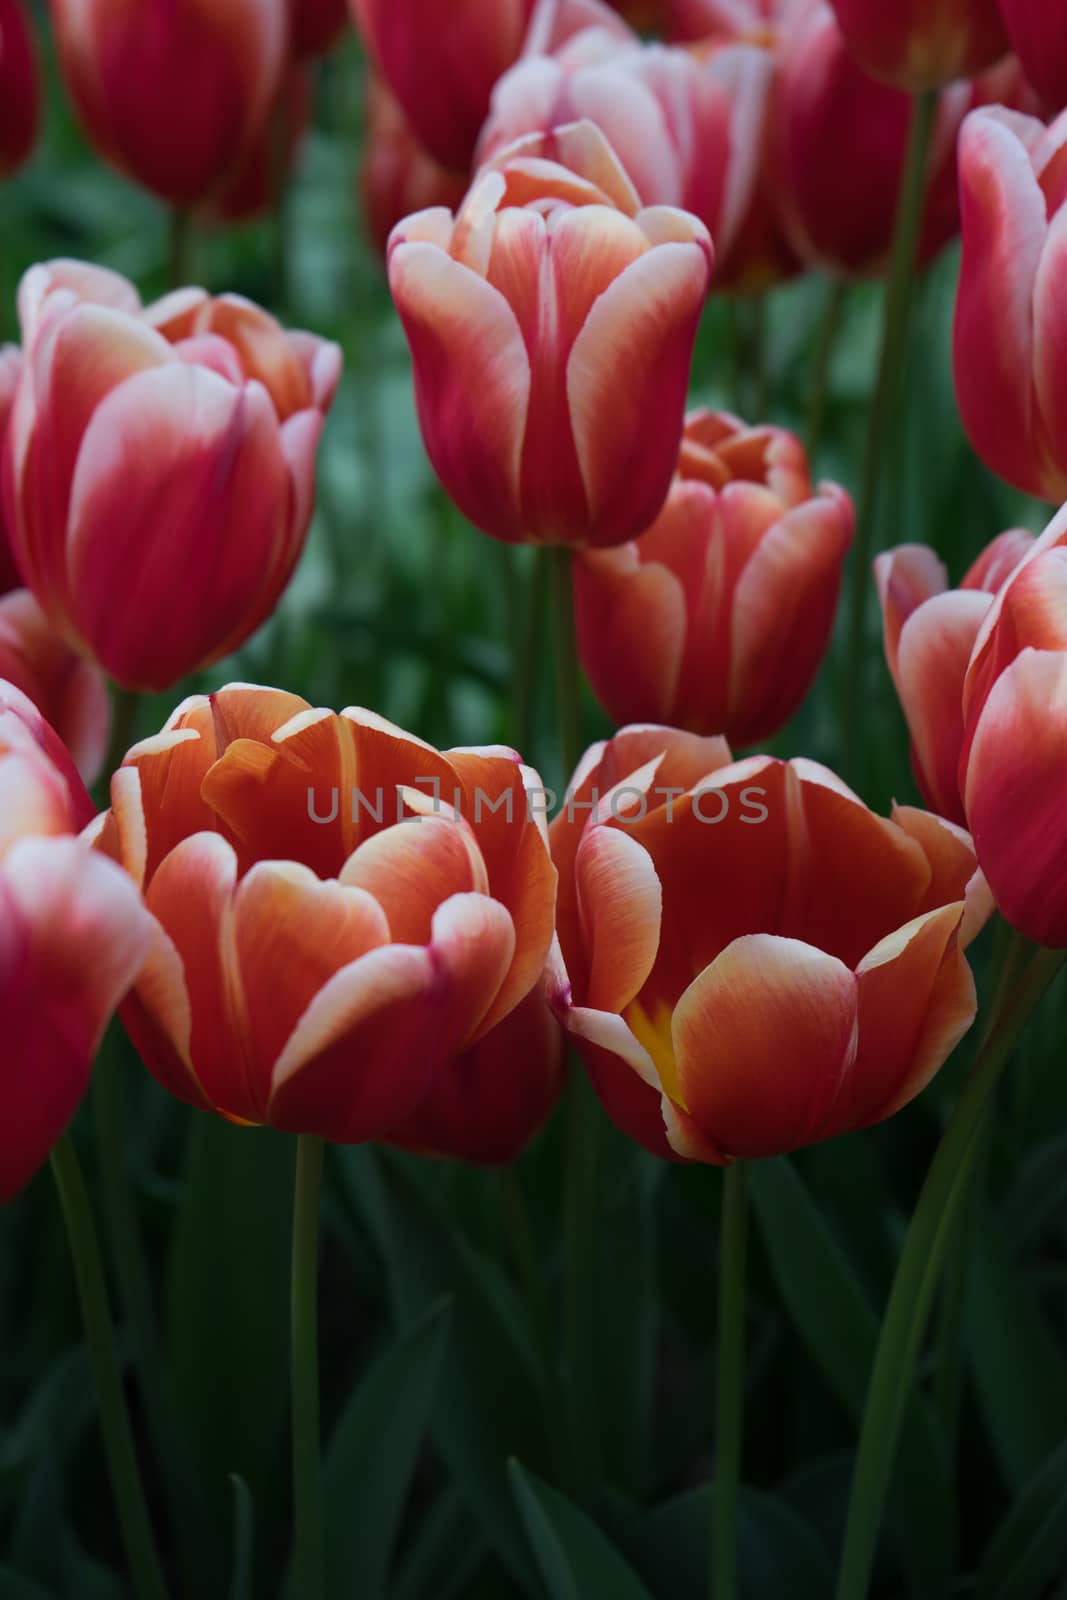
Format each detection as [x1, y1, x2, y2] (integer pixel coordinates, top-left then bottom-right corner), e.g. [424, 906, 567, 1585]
[0, 0, 38, 178]
[0, 590, 111, 785]
[91, 685, 558, 1141]
[361, 79, 469, 259]
[826, 0, 1008, 89]
[875, 530, 1033, 825]
[961, 503, 1067, 947]
[4, 260, 341, 691]
[478, 4, 773, 271]
[50, 0, 287, 205]
[776, 3, 1024, 277]
[997, 0, 1067, 112]
[669, 0, 781, 41]
[0, 347, 22, 595]
[954, 105, 1067, 502]
[290, 0, 349, 57]
[0, 679, 149, 1202]
[387, 982, 566, 1162]
[389, 121, 713, 547]
[211, 63, 312, 222]
[549, 726, 991, 1162]
[575, 411, 852, 741]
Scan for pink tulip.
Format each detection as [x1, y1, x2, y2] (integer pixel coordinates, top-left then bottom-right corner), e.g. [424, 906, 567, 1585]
[0, 347, 23, 596]
[4, 260, 341, 691]
[0, 680, 149, 1202]
[954, 105, 1067, 502]
[0, 0, 38, 179]
[876, 530, 1034, 825]
[0, 590, 111, 785]
[961, 502, 1067, 946]
[389, 122, 713, 548]
[997, 0, 1067, 113]
[827, 0, 1008, 89]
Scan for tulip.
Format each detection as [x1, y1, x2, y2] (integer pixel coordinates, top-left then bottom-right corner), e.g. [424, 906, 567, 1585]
[574, 410, 853, 741]
[4, 260, 341, 691]
[477, 6, 774, 274]
[211, 64, 312, 222]
[0, 0, 38, 179]
[826, 0, 1008, 89]
[290, 0, 349, 58]
[50, 0, 287, 205]
[90, 684, 558, 1141]
[875, 530, 1033, 825]
[0, 346, 23, 596]
[961, 502, 1067, 947]
[0, 680, 149, 1202]
[0, 590, 111, 785]
[389, 121, 713, 547]
[387, 982, 566, 1162]
[549, 726, 991, 1162]
[997, 0, 1067, 113]
[954, 105, 1067, 503]
[361, 79, 469, 260]
[776, 3, 1025, 277]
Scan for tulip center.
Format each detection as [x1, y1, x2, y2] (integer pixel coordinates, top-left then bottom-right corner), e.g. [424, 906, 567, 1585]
[626, 997, 686, 1110]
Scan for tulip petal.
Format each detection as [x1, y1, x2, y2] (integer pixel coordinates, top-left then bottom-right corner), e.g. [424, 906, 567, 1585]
[894, 589, 992, 823]
[891, 804, 992, 947]
[339, 815, 487, 943]
[575, 823, 662, 1014]
[575, 546, 687, 726]
[563, 1001, 678, 1161]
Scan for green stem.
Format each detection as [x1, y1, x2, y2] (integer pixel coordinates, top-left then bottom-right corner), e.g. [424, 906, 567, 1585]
[807, 279, 848, 461]
[291, 1134, 325, 1600]
[169, 208, 194, 289]
[841, 87, 938, 778]
[561, 1070, 603, 1501]
[107, 687, 140, 776]
[549, 545, 583, 787]
[50, 1137, 169, 1600]
[513, 548, 549, 760]
[712, 1161, 750, 1600]
[729, 296, 768, 420]
[834, 945, 1067, 1600]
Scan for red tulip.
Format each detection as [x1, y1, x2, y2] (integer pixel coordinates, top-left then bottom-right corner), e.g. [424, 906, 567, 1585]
[669, 0, 780, 42]
[0, 590, 111, 785]
[0, 679, 149, 1202]
[574, 410, 852, 741]
[290, 0, 349, 57]
[387, 982, 566, 1162]
[826, 0, 1008, 89]
[50, 0, 287, 205]
[550, 726, 991, 1162]
[875, 530, 1033, 826]
[360, 79, 469, 260]
[91, 685, 558, 1141]
[388, 121, 713, 548]
[997, 0, 1067, 113]
[478, 6, 774, 273]
[0, 0, 39, 179]
[4, 260, 341, 691]
[961, 502, 1067, 947]
[210, 63, 313, 222]
[954, 105, 1067, 503]
[0, 347, 23, 596]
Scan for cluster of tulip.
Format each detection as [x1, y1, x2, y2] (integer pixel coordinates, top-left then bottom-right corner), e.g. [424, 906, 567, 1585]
[3, 0, 1067, 1597]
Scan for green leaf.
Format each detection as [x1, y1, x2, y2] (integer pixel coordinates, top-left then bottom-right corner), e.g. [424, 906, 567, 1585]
[751, 1157, 954, 1597]
[509, 1462, 653, 1600]
[967, 1218, 1067, 1489]
[0, 1569, 56, 1599]
[977, 1440, 1067, 1600]
[323, 1296, 452, 1599]
[391, 1486, 486, 1600]
[227, 1476, 255, 1600]
[1001, 1132, 1067, 1254]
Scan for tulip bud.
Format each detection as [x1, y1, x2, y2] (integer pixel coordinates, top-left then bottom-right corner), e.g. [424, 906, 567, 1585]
[0, 680, 149, 1202]
[389, 121, 713, 547]
[0, 347, 23, 596]
[826, 0, 1008, 90]
[290, 0, 349, 58]
[0, 590, 111, 786]
[5, 260, 341, 691]
[575, 411, 852, 741]
[0, 0, 38, 179]
[550, 726, 991, 1162]
[961, 502, 1067, 947]
[875, 531, 1033, 826]
[997, 0, 1067, 113]
[954, 105, 1067, 503]
[91, 686, 558, 1142]
[50, 0, 288, 205]
[360, 79, 469, 261]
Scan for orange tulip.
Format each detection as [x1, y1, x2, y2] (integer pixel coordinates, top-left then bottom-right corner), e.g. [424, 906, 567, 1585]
[91, 685, 558, 1142]
[550, 726, 990, 1161]
[574, 411, 853, 742]
[0, 590, 111, 786]
[389, 122, 713, 548]
[50, 0, 287, 205]
[360, 79, 469, 260]
[826, 0, 1008, 89]
[387, 982, 566, 1162]
[875, 529, 1033, 825]
[0, 0, 38, 179]
[1, 679, 149, 1202]
[5, 260, 341, 691]
[0, 347, 22, 596]
[961, 501, 1067, 947]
